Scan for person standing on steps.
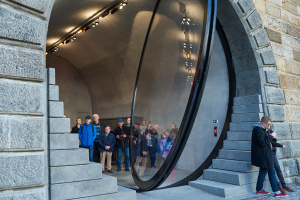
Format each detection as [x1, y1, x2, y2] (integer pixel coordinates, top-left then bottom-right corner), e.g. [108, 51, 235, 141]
[99, 126, 115, 173]
[78, 115, 96, 162]
[251, 116, 288, 197]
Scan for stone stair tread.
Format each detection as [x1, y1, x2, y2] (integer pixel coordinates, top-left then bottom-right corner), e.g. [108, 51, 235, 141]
[227, 131, 252, 141]
[49, 133, 79, 150]
[50, 148, 89, 166]
[223, 140, 251, 151]
[219, 149, 251, 162]
[213, 159, 258, 172]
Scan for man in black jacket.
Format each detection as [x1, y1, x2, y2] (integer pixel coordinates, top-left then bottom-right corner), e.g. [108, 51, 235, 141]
[114, 119, 130, 172]
[251, 116, 287, 197]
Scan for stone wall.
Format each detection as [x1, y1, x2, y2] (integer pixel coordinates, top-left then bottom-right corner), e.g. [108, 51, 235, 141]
[0, 0, 55, 199]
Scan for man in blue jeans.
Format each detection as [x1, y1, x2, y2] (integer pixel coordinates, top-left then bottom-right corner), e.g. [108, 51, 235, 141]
[78, 115, 96, 161]
[251, 116, 287, 197]
[114, 119, 130, 171]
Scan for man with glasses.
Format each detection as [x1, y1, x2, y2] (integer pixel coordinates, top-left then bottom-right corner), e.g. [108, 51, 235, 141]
[251, 116, 287, 197]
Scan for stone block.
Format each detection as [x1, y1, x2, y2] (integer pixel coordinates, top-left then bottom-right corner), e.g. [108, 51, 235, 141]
[231, 113, 263, 122]
[253, 29, 270, 47]
[289, 140, 300, 157]
[264, 14, 288, 34]
[279, 158, 299, 177]
[267, 105, 285, 122]
[287, 24, 300, 39]
[271, 42, 293, 59]
[49, 133, 79, 150]
[234, 95, 261, 105]
[49, 118, 70, 133]
[223, 140, 251, 151]
[79, 186, 136, 200]
[222, 20, 249, 40]
[264, 68, 279, 84]
[229, 35, 256, 55]
[219, 149, 251, 162]
[282, 9, 300, 26]
[50, 162, 101, 184]
[236, 70, 260, 89]
[237, 0, 254, 13]
[290, 123, 300, 139]
[293, 49, 300, 62]
[0, 6, 45, 44]
[265, 28, 282, 44]
[49, 148, 89, 166]
[260, 50, 276, 65]
[7, 0, 48, 13]
[0, 80, 43, 115]
[284, 105, 300, 122]
[280, 74, 300, 90]
[267, 0, 282, 6]
[230, 122, 254, 132]
[48, 85, 59, 101]
[282, 0, 299, 15]
[246, 10, 262, 30]
[271, 123, 291, 140]
[266, 3, 281, 18]
[50, 175, 117, 200]
[0, 153, 45, 190]
[232, 52, 261, 73]
[49, 101, 64, 118]
[236, 86, 262, 96]
[233, 104, 263, 114]
[276, 140, 292, 159]
[227, 131, 252, 141]
[47, 68, 56, 85]
[0, 117, 45, 150]
[264, 87, 285, 104]
[285, 89, 300, 105]
[282, 34, 300, 51]
[0, 188, 46, 200]
[213, 159, 258, 172]
[217, 3, 240, 24]
[0, 45, 45, 81]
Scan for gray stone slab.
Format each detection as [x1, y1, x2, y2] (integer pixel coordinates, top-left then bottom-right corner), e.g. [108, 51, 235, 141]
[231, 113, 263, 122]
[0, 188, 46, 200]
[219, 149, 251, 162]
[230, 122, 254, 132]
[47, 68, 56, 85]
[232, 52, 261, 73]
[204, 169, 258, 186]
[0, 45, 44, 81]
[227, 131, 252, 141]
[223, 140, 251, 151]
[222, 19, 249, 40]
[246, 10, 262, 30]
[51, 175, 117, 200]
[0, 80, 43, 115]
[74, 186, 136, 200]
[290, 123, 300, 139]
[213, 159, 259, 173]
[234, 95, 261, 105]
[8, 0, 48, 13]
[236, 70, 261, 89]
[0, 153, 45, 190]
[279, 158, 299, 177]
[49, 148, 89, 167]
[50, 162, 102, 184]
[253, 29, 270, 47]
[49, 133, 79, 150]
[229, 35, 256, 56]
[288, 140, 300, 158]
[49, 101, 64, 118]
[264, 87, 285, 104]
[267, 105, 285, 122]
[236, 86, 261, 97]
[260, 50, 276, 65]
[217, 3, 240, 25]
[264, 68, 280, 85]
[48, 85, 59, 101]
[0, 6, 45, 44]
[271, 123, 291, 140]
[276, 140, 292, 159]
[237, 0, 254, 13]
[232, 104, 263, 114]
[0, 117, 45, 150]
[49, 118, 70, 133]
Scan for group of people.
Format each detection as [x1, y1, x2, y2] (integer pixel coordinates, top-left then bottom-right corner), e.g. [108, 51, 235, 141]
[251, 116, 295, 197]
[71, 114, 178, 175]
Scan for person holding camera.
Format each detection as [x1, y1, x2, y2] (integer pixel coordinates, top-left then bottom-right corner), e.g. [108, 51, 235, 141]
[114, 119, 130, 172]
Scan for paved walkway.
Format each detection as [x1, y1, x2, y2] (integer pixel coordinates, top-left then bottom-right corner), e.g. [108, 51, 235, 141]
[137, 185, 300, 200]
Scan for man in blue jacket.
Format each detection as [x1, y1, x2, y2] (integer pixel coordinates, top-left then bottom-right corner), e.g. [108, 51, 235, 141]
[99, 126, 116, 173]
[78, 115, 96, 162]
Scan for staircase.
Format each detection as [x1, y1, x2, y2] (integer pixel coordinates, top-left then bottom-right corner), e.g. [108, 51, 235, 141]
[47, 68, 136, 200]
[189, 95, 268, 198]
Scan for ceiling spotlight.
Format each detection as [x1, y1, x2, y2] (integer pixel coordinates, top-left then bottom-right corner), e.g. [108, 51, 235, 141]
[54, 47, 59, 51]
[77, 29, 83, 34]
[45, 52, 48, 55]
[122, 1, 128, 6]
[95, 21, 99, 26]
[59, 42, 64, 46]
[119, 5, 124, 9]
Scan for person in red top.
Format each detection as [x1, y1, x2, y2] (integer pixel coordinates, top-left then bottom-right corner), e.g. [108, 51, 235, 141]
[114, 119, 130, 172]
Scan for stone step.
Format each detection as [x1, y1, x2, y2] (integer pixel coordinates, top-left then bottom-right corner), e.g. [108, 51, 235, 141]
[219, 149, 251, 162]
[234, 95, 261, 106]
[213, 159, 258, 173]
[49, 101, 64, 118]
[231, 113, 263, 122]
[50, 174, 117, 200]
[189, 179, 256, 198]
[227, 131, 252, 141]
[50, 162, 102, 184]
[49, 133, 79, 150]
[50, 148, 89, 167]
[76, 186, 136, 200]
[203, 169, 258, 186]
[223, 140, 251, 151]
[230, 122, 253, 132]
[49, 118, 70, 133]
[233, 104, 263, 114]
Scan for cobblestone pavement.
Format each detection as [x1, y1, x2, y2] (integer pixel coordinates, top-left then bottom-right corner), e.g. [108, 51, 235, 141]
[240, 185, 300, 200]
